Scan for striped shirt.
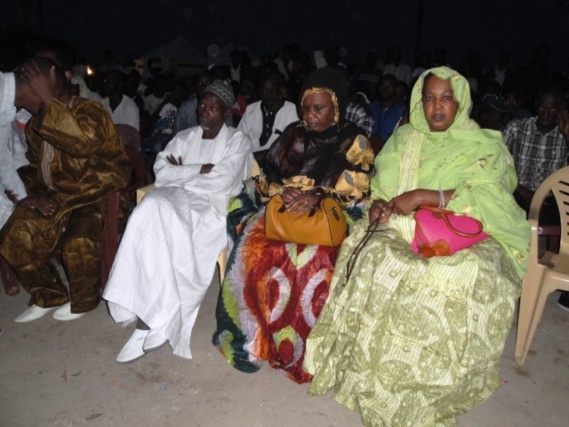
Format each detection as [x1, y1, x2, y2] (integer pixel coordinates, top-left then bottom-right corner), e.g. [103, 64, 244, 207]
[346, 103, 373, 137]
[504, 117, 568, 191]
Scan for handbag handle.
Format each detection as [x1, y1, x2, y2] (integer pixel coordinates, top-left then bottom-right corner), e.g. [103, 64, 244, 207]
[417, 205, 484, 238]
[277, 202, 320, 217]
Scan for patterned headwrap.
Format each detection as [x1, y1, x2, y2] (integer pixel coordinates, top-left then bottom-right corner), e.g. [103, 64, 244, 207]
[299, 68, 348, 121]
[301, 88, 340, 124]
[203, 79, 235, 109]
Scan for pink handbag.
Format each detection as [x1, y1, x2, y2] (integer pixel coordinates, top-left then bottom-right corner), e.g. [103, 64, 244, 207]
[410, 205, 489, 257]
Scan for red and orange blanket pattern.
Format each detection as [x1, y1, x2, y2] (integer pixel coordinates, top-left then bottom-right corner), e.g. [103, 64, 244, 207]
[213, 207, 339, 383]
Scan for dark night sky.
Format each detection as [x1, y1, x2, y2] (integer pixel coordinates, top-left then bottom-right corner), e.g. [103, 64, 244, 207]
[1, 0, 568, 68]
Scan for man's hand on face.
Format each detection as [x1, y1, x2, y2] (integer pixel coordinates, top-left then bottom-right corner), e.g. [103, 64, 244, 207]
[21, 59, 58, 106]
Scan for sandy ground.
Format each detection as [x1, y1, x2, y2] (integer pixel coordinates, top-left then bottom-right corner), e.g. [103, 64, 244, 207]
[1, 272, 568, 427]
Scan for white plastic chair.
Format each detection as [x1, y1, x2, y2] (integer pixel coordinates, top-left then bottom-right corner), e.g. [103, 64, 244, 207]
[515, 165, 569, 365]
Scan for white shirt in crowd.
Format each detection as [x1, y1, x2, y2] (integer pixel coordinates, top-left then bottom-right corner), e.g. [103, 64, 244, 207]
[238, 100, 298, 153]
[101, 94, 140, 131]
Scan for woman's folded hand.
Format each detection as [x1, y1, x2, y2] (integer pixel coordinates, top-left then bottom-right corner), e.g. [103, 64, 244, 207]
[390, 190, 421, 216]
[370, 199, 392, 224]
[286, 192, 320, 214]
[281, 187, 303, 204]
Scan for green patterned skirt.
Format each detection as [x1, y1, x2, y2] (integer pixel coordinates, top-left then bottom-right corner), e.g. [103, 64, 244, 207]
[303, 218, 521, 427]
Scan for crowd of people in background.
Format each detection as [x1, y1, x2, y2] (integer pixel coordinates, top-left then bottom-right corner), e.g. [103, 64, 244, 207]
[45, 43, 567, 143]
[74, 43, 569, 170]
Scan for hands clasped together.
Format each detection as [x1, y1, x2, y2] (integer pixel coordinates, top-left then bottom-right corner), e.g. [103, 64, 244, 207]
[281, 187, 320, 215]
[166, 154, 214, 174]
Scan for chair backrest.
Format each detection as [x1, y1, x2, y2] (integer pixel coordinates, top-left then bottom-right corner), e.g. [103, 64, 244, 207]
[100, 144, 148, 287]
[106, 145, 146, 227]
[529, 165, 569, 256]
[115, 124, 141, 151]
[123, 145, 147, 193]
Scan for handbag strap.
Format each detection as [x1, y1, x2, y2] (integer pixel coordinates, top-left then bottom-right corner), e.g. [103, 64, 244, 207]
[418, 205, 484, 238]
[345, 220, 383, 285]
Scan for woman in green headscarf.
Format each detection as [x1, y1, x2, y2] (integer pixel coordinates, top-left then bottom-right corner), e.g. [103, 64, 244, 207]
[303, 67, 530, 427]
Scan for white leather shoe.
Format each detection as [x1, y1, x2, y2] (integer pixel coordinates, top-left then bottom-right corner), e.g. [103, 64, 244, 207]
[116, 329, 149, 363]
[52, 302, 86, 321]
[143, 331, 168, 352]
[14, 305, 55, 323]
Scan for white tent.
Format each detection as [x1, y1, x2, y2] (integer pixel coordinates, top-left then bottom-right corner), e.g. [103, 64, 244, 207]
[206, 42, 258, 67]
[141, 36, 206, 76]
[205, 42, 234, 67]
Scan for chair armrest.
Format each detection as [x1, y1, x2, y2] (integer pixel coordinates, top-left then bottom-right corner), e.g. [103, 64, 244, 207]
[120, 179, 146, 197]
[528, 217, 540, 261]
[136, 184, 157, 204]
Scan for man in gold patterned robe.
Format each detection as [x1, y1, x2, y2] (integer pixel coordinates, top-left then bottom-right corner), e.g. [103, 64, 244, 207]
[0, 56, 130, 323]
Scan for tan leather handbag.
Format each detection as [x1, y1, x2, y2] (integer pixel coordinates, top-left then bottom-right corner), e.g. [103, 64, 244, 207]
[265, 195, 347, 247]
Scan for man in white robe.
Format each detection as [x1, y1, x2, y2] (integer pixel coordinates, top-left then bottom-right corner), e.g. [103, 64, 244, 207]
[103, 80, 253, 362]
[0, 110, 28, 228]
[237, 72, 298, 165]
[0, 72, 20, 229]
[0, 72, 27, 299]
[0, 73, 30, 227]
